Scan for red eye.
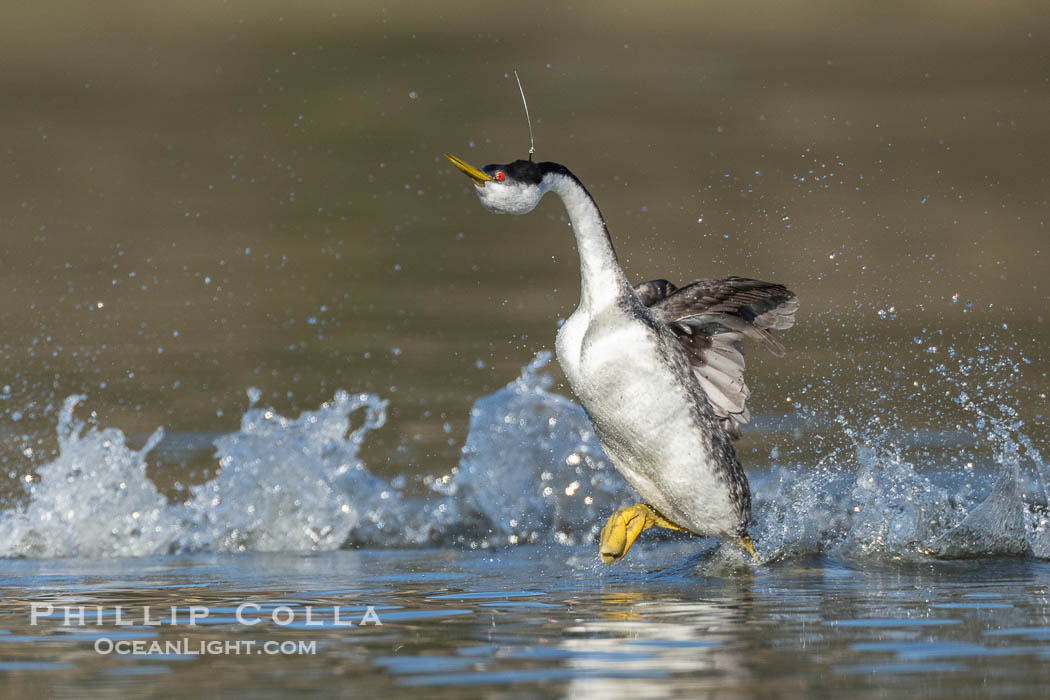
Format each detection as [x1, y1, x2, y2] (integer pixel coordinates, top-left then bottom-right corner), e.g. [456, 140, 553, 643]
[495, 172, 505, 182]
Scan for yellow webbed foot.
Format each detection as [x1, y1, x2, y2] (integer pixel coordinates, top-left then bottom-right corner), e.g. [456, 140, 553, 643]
[598, 503, 681, 564]
[740, 534, 758, 561]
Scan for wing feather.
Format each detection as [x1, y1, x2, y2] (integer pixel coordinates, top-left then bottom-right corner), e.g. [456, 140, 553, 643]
[633, 276, 798, 439]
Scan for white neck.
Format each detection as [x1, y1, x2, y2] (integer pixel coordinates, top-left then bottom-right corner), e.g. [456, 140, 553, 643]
[543, 172, 631, 311]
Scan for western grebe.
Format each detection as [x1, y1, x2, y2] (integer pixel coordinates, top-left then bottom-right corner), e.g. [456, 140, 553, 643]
[445, 153, 798, 563]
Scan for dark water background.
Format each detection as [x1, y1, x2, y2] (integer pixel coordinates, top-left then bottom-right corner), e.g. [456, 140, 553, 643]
[3, 1, 1047, 480]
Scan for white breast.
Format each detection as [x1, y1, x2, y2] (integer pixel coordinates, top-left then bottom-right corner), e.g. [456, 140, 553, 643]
[555, 307, 740, 537]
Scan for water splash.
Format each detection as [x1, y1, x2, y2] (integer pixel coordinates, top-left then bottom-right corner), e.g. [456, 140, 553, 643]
[1, 395, 173, 558]
[752, 350, 1049, 562]
[177, 390, 392, 553]
[442, 352, 633, 547]
[0, 352, 1046, 561]
[0, 354, 632, 558]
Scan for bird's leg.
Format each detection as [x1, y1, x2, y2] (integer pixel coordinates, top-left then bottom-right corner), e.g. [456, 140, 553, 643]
[598, 503, 681, 564]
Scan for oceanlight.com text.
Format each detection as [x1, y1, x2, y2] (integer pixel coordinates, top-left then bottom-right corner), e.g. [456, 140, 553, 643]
[94, 638, 318, 656]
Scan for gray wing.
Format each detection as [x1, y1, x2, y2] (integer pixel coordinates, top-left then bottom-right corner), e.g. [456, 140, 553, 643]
[634, 276, 799, 439]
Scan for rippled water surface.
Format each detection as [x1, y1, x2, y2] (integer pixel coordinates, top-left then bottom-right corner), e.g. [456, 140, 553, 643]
[3, 550, 1050, 697]
[2, 1, 1048, 696]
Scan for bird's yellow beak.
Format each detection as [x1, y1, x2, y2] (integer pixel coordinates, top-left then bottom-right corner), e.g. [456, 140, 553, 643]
[444, 153, 492, 187]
